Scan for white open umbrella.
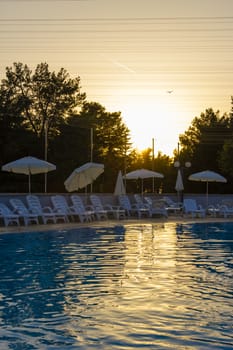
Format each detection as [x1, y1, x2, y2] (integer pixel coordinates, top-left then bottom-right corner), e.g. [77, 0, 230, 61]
[2, 156, 56, 193]
[64, 162, 104, 192]
[188, 170, 227, 206]
[124, 168, 164, 195]
[114, 170, 126, 196]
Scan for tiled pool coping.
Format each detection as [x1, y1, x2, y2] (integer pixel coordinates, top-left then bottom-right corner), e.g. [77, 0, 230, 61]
[1, 215, 233, 234]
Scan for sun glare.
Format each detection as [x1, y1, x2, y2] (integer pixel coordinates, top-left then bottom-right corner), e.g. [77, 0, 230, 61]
[118, 94, 191, 157]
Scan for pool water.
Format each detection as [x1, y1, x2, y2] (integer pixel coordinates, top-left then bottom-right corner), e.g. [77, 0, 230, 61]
[0, 222, 233, 349]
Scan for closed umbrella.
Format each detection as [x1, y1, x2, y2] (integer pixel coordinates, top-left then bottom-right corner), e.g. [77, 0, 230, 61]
[2, 156, 56, 193]
[188, 170, 227, 206]
[175, 169, 184, 202]
[64, 162, 104, 192]
[114, 170, 126, 196]
[124, 168, 164, 195]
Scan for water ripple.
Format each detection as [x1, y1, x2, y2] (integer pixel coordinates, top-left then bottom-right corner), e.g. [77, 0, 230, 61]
[0, 223, 233, 349]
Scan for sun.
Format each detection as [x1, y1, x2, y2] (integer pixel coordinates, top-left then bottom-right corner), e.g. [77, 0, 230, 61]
[119, 95, 186, 157]
[93, 79, 198, 157]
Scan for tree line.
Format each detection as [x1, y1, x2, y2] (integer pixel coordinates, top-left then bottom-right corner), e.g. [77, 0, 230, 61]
[0, 62, 233, 194]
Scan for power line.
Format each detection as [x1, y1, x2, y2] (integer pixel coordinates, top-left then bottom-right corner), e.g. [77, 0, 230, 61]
[0, 16, 233, 21]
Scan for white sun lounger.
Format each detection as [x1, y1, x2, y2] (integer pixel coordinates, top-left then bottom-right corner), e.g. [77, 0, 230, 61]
[118, 194, 149, 218]
[0, 202, 20, 226]
[26, 195, 67, 224]
[183, 199, 205, 218]
[51, 195, 91, 223]
[70, 195, 95, 222]
[9, 198, 39, 226]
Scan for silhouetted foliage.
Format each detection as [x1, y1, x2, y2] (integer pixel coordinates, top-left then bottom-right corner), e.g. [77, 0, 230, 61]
[179, 108, 233, 193]
[218, 96, 233, 178]
[57, 101, 132, 192]
[1, 62, 233, 194]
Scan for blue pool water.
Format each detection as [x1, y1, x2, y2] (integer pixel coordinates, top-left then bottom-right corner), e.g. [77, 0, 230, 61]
[0, 222, 233, 349]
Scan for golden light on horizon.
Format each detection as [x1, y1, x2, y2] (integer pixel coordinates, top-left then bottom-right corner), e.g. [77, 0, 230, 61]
[1, 0, 233, 156]
[101, 88, 199, 156]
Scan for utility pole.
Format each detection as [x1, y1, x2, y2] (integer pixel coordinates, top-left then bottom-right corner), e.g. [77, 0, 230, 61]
[44, 119, 48, 193]
[90, 127, 93, 163]
[90, 127, 93, 192]
[124, 134, 127, 191]
[152, 138, 155, 192]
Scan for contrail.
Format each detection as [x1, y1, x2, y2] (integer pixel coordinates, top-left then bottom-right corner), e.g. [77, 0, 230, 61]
[99, 53, 136, 74]
[113, 60, 136, 74]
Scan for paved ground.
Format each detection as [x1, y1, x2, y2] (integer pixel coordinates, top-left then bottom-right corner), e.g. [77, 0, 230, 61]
[1, 215, 233, 234]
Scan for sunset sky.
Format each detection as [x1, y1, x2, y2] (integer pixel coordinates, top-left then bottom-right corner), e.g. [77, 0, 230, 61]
[1, 0, 233, 155]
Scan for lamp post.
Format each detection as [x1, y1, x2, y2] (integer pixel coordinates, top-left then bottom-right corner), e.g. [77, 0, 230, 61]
[174, 158, 191, 203]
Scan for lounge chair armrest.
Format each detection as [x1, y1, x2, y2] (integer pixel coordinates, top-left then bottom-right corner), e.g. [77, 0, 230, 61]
[111, 205, 122, 210]
[219, 204, 227, 209]
[219, 205, 233, 213]
[53, 208, 66, 214]
[118, 205, 124, 210]
[86, 205, 95, 211]
[42, 206, 54, 213]
[197, 205, 205, 210]
[30, 208, 38, 214]
[169, 202, 183, 208]
[103, 204, 121, 210]
[102, 204, 112, 210]
[69, 205, 80, 214]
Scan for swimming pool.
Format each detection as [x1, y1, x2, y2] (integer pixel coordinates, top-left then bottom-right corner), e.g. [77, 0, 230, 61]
[0, 222, 232, 349]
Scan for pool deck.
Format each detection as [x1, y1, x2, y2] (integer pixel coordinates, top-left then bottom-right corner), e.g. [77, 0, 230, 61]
[1, 215, 233, 234]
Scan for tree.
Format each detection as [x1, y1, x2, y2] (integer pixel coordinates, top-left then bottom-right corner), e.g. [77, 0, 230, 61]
[0, 62, 86, 191]
[75, 101, 131, 161]
[0, 68, 31, 162]
[218, 140, 233, 177]
[218, 96, 233, 177]
[0, 62, 86, 149]
[50, 101, 132, 192]
[178, 108, 233, 193]
[179, 108, 232, 171]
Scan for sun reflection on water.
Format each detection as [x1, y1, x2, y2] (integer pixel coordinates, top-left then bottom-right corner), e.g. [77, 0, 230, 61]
[0, 223, 233, 349]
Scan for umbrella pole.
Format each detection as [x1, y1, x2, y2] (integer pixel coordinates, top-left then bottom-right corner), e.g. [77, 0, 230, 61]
[44, 173, 47, 193]
[29, 172, 31, 193]
[85, 186, 88, 204]
[206, 181, 209, 207]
